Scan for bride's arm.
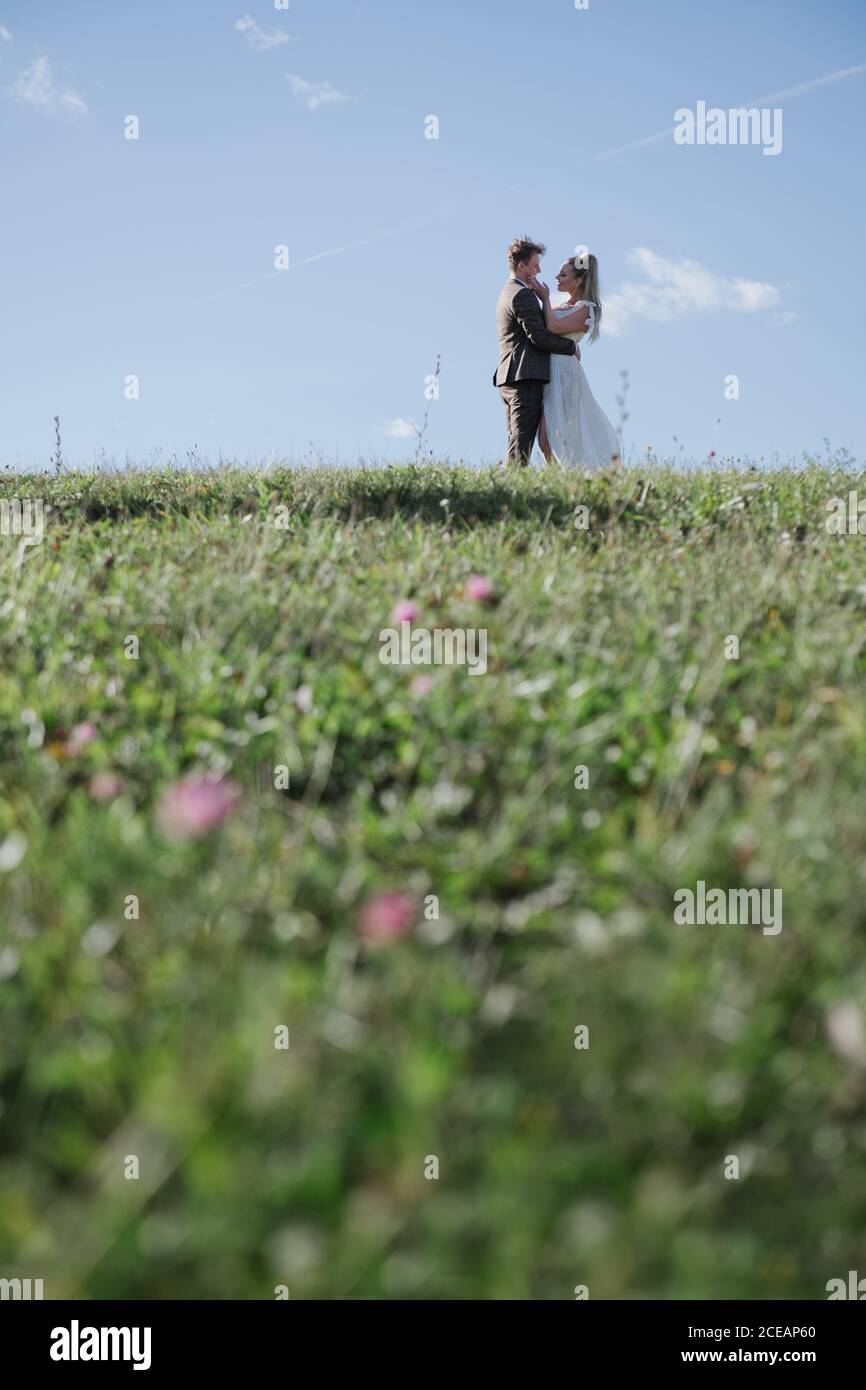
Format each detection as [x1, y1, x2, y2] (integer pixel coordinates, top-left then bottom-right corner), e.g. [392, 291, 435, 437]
[544, 299, 591, 335]
[551, 305, 590, 335]
[532, 280, 591, 335]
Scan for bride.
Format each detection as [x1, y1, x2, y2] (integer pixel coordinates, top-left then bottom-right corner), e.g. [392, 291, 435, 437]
[530, 249, 620, 471]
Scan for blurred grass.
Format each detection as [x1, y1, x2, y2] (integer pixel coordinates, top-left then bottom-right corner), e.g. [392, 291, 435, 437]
[1, 461, 866, 1300]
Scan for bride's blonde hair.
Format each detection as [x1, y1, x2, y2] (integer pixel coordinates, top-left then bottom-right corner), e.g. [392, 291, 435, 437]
[571, 252, 601, 341]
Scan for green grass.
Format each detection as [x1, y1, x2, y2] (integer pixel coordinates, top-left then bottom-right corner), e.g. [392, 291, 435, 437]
[2, 461, 866, 1300]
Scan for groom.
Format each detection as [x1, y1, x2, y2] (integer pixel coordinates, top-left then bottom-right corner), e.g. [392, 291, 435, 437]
[493, 237, 579, 467]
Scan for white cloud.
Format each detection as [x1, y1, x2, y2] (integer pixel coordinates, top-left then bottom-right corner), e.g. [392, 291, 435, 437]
[379, 419, 416, 439]
[0, 25, 12, 43]
[9, 55, 86, 115]
[286, 74, 350, 111]
[234, 15, 291, 51]
[604, 248, 782, 336]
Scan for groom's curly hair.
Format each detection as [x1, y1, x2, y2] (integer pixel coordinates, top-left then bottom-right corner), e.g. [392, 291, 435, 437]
[507, 236, 546, 271]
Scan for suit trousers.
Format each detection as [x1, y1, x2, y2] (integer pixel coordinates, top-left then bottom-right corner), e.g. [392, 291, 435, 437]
[499, 379, 545, 467]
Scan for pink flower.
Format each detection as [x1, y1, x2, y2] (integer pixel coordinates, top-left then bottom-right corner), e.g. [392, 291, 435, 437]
[68, 722, 98, 755]
[409, 674, 433, 697]
[90, 772, 123, 800]
[392, 599, 418, 624]
[157, 776, 240, 839]
[357, 892, 414, 946]
[464, 574, 494, 603]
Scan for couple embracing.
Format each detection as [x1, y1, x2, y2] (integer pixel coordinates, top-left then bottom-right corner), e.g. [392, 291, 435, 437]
[494, 236, 619, 471]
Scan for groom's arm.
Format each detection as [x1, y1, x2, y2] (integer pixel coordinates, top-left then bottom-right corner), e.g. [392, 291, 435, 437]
[513, 288, 576, 356]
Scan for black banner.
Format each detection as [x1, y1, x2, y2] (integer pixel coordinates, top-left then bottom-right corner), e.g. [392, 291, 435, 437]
[2, 1299, 862, 1374]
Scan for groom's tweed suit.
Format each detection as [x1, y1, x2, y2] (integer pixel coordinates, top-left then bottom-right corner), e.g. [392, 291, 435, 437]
[493, 276, 577, 466]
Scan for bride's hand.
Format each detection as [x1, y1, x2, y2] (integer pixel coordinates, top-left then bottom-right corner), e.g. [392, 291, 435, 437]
[531, 277, 550, 299]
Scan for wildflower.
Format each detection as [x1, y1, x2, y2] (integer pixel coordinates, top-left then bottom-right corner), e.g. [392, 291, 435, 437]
[464, 574, 494, 603]
[68, 722, 98, 755]
[157, 776, 240, 839]
[357, 892, 414, 946]
[392, 599, 419, 624]
[90, 772, 123, 800]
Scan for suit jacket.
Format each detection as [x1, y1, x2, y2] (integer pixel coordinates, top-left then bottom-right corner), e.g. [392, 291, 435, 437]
[493, 278, 577, 387]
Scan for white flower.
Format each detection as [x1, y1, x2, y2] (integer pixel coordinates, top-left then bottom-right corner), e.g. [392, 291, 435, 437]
[0, 832, 27, 872]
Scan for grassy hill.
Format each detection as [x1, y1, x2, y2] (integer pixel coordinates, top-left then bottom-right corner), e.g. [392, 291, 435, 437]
[1, 462, 865, 1299]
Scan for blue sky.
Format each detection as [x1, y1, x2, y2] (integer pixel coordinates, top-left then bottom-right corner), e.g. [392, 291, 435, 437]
[1, 0, 864, 469]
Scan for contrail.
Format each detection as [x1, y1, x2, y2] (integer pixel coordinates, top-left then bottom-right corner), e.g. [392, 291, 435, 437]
[206, 191, 517, 300]
[594, 61, 866, 160]
[750, 62, 866, 104]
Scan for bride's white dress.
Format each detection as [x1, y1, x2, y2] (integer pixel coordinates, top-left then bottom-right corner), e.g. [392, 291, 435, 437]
[542, 300, 619, 471]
